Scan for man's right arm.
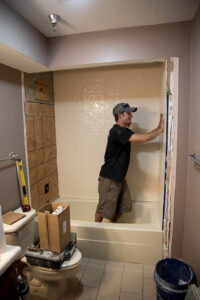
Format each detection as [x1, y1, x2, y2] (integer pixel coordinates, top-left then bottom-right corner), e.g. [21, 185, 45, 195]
[129, 114, 164, 143]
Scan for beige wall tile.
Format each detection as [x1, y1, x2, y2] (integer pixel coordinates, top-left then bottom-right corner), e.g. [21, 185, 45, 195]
[29, 167, 37, 185]
[27, 135, 35, 151]
[24, 102, 32, 116]
[43, 104, 55, 116]
[30, 183, 39, 211]
[37, 178, 49, 208]
[25, 102, 43, 116]
[48, 172, 59, 201]
[35, 149, 44, 164]
[38, 193, 48, 209]
[34, 117, 42, 136]
[25, 77, 34, 101]
[36, 164, 45, 180]
[28, 151, 36, 168]
[35, 134, 43, 149]
[35, 83, 50, 102]
[42, 116, 56, 147]
[43, 145, 57, 161]
[49, 106, 55, 116]
[25, 117, 34, 137]
[35, 173, 59, 205]
[44, 158, 57, 176]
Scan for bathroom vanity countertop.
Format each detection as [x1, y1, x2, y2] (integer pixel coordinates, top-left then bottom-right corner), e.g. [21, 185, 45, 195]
[0, 245, 22, 276]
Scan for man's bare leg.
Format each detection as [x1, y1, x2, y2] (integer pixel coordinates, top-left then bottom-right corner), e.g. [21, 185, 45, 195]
[112, 213, 123, 223]
[95, 212, 103, 222]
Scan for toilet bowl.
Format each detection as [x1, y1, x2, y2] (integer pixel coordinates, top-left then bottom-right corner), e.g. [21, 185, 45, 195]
[4, 207, 82, 300]
[22, 248, 82, 300]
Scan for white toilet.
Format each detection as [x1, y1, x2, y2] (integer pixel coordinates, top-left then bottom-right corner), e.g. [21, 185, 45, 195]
[4, 207, 82, 300]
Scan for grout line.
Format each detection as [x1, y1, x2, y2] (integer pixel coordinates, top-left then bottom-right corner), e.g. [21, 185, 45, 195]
[119, 261, 124, 296]
[95, 259, 107, 300]
[72, 257, 89, 299]
[142, 264, 144, 300]
[118, 261, 125, 300]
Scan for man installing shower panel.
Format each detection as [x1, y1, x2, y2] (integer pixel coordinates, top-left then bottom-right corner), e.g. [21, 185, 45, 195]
[95, 102, 164, 223]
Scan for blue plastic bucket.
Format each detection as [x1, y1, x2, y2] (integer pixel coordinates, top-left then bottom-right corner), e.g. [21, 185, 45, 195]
[154, 258, 195, 300]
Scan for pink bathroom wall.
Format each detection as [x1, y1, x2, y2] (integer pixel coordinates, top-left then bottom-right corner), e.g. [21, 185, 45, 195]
[0, 1, 48, 66]
[0, 64, 27, 214]
[182, 6, 200, 284]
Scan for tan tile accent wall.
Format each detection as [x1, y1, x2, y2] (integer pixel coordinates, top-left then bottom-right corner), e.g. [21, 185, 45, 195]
[25, 102, 58, 211]
[28, 151, 36, 168]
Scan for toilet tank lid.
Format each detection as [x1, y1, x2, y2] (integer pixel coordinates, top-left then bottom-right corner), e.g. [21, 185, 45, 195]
[3, 207, 36, 233]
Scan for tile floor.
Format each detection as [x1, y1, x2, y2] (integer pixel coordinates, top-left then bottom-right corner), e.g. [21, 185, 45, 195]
[62, 258, 157, 300]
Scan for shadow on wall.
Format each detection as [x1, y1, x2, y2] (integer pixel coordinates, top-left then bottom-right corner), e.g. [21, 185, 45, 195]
[127, 119, 162, 202]
[55, 62, 164, 103]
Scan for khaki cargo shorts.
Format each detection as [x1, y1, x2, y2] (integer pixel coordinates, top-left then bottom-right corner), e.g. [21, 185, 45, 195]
[96, 176, 132, 220]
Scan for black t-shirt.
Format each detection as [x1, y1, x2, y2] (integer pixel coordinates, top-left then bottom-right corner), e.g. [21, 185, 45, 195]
[100, 124, 134, 181]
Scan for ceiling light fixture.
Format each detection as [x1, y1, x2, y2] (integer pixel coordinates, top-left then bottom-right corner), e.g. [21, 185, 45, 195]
[48, 14, 60, 31]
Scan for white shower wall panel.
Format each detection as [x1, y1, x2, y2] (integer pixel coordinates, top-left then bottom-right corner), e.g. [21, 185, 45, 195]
[54, 63, 166, 204]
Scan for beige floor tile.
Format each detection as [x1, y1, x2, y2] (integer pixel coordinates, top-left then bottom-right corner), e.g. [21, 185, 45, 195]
[81, 257, 89, 265]
[143, 264, 155, 279]
[121, 269, 142, 294]
[97, 273, 122, 300]
[143, 278, 157, 300]
[87, 258, 106, 267]
[76, 260, 88, 281]
[81, 264, 104, 287]
[120, 292, 142, 300]
[74, 285, 98, 300]
[124, 262, 143, 273]
[104, 260, 124, 274]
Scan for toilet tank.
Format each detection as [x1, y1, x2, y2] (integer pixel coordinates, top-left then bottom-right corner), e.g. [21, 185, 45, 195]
[3, 207, 37, 256]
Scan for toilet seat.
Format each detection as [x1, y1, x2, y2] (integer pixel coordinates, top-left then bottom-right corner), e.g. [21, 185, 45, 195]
[25, 248, 82, 281]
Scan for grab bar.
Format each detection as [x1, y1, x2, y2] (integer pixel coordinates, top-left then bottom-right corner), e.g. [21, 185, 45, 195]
[188, 153, 200, 167]
[0, 152, 21, 162]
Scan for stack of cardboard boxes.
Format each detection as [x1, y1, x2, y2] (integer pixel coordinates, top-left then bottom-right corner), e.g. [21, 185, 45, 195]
[38, 203, 71, 253]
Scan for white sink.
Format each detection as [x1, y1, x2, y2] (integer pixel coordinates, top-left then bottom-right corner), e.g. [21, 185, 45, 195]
[0, 245, 22, 276]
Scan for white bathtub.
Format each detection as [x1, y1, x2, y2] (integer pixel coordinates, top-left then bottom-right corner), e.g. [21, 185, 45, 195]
[55, 198, 163, 264]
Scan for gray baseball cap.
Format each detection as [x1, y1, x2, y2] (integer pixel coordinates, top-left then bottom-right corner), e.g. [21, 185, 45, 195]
[113, 103, 137, 116]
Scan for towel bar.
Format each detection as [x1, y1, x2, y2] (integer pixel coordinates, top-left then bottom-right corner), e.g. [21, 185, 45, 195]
[0, 152, 20, 162]
[188, 153, 200, 167]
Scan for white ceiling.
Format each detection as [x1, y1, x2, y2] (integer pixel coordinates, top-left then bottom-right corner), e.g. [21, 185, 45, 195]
[4, 0, 200, 37]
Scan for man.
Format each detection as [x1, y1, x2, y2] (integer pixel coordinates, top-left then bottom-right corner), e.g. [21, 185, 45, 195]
[95, 102, 164, 223]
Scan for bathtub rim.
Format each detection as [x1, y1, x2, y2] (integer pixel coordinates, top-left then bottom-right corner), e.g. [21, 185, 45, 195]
[71, 219, 162, 232]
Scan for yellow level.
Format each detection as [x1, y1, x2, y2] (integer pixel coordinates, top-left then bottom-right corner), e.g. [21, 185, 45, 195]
[16, 159, 31, 212]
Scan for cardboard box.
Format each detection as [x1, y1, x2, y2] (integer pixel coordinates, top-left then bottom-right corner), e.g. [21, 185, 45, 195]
[38, 202, 71, 253]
